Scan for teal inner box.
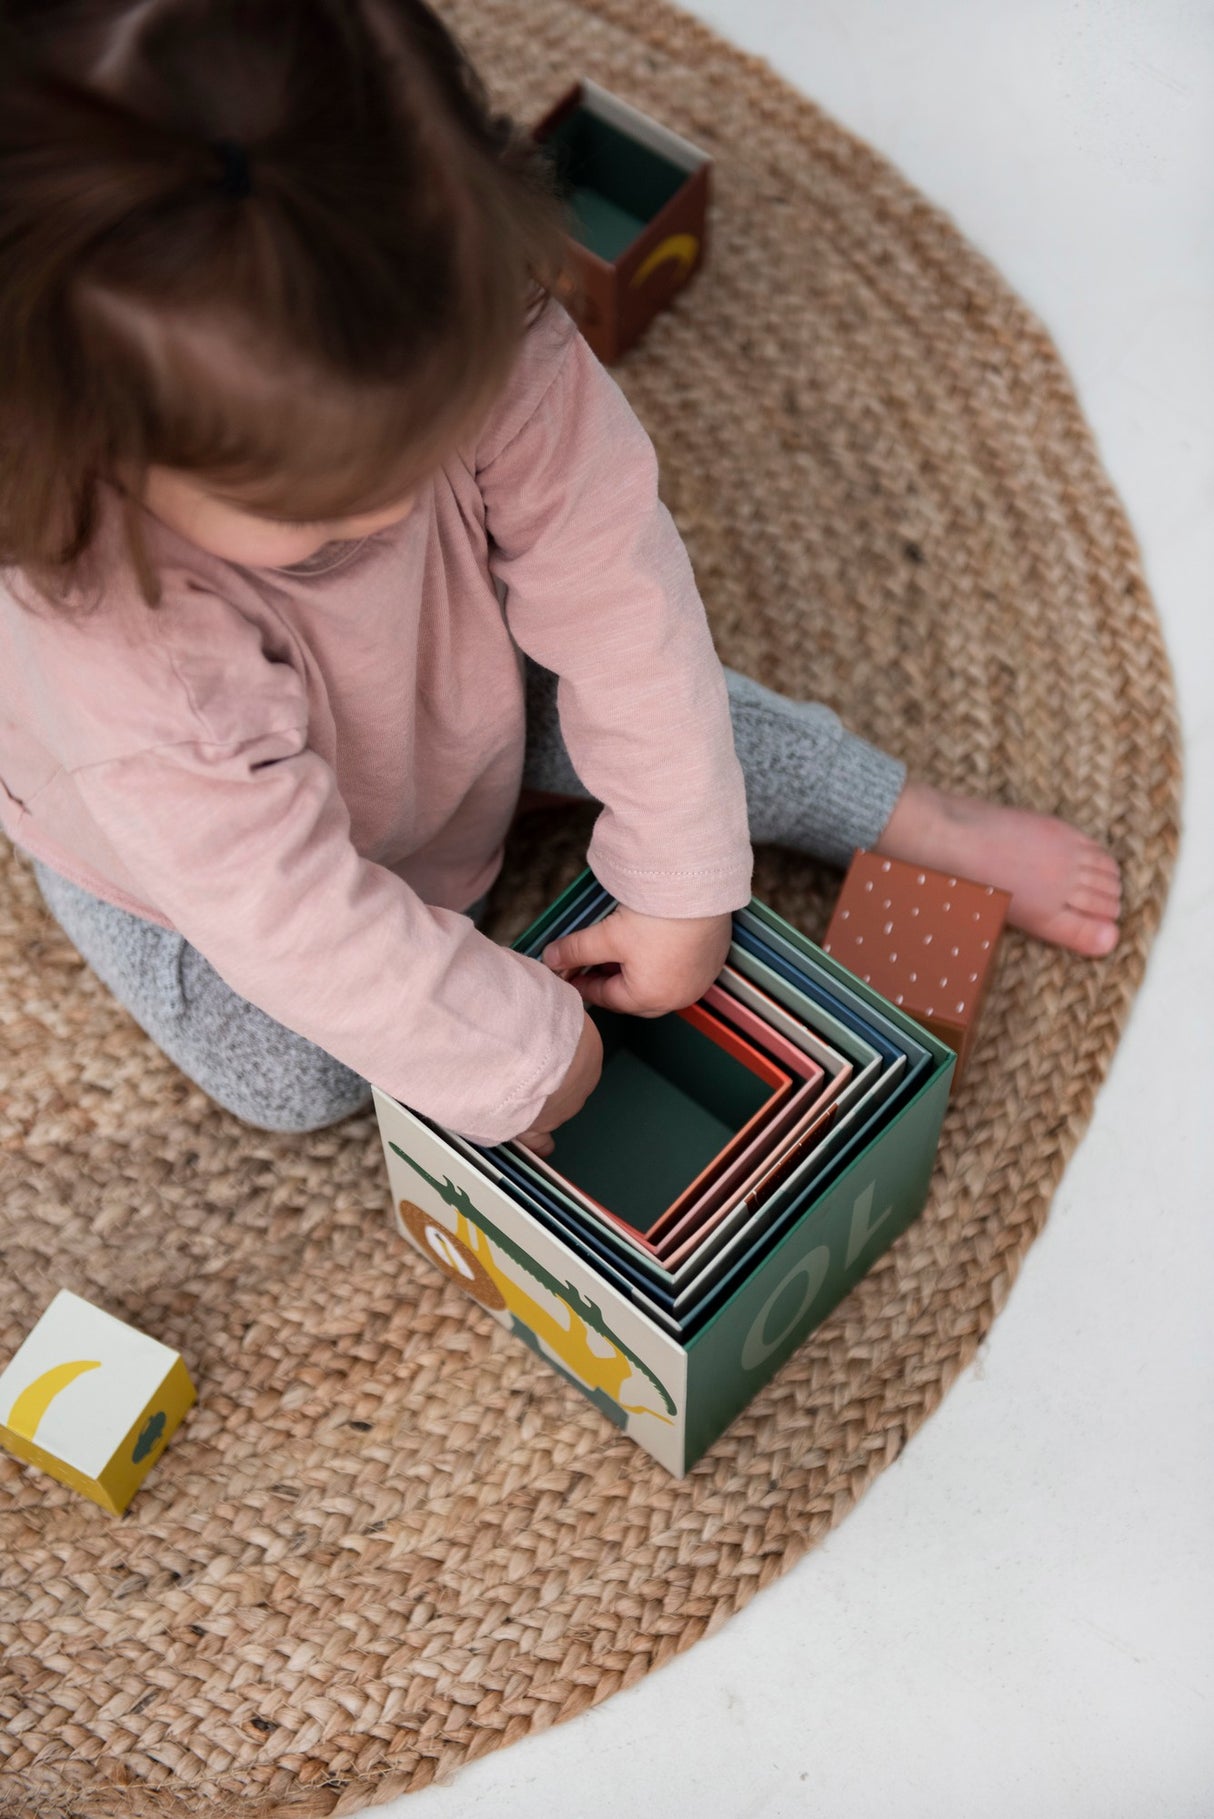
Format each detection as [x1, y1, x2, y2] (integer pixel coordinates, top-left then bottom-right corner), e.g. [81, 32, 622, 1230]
[549, 1007, 771, 1234]
[542, 106, 688, 262]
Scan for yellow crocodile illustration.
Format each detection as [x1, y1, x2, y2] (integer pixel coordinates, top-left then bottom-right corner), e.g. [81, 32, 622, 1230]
[390, 1142, 675, 1429]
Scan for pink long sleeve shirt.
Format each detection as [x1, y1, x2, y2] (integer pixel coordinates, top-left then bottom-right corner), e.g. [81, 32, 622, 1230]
[0, 304, 753, 1142]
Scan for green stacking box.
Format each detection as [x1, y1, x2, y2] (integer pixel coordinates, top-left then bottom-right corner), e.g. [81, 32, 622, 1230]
[374, 875, 954, 1475]
[550, 1006, 778, 1231]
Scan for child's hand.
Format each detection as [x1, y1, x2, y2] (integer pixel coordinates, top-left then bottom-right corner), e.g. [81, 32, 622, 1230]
[514, 1009, 603, 1157]
[540, 905, 732, 1018]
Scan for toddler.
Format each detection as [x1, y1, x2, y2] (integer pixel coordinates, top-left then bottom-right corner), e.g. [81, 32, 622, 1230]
[0, 0, 1121, 1154]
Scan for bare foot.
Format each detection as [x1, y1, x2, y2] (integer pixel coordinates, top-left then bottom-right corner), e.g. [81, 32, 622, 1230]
[876, 782, 1122, 957]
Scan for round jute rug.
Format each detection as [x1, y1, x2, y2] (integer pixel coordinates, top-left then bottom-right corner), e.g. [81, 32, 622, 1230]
[0, 3, 1182, 1815]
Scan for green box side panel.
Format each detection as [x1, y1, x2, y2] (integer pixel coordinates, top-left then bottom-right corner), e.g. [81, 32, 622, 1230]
[544, 999, 775, 1234]
[589, 1005, 771, 1125]
[544, 110, 687, 242]
[549, 1046, 736, 1232]
[567, 190, 646, 264]
[680, 1066, 951, 1472]
[620, 1008, 773, 1125]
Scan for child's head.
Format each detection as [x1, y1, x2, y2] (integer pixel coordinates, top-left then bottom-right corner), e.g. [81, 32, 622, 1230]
[0, 0, 569, 588]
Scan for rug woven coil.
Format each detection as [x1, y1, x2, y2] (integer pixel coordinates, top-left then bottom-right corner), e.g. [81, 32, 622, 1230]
[0, 1, 1181, 1813]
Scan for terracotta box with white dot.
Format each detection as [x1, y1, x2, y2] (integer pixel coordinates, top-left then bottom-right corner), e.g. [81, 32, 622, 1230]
[823, 852, 1010, 1090]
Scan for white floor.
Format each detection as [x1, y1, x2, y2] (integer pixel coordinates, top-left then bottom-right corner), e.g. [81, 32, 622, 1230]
[371, 6, 1214, 1815]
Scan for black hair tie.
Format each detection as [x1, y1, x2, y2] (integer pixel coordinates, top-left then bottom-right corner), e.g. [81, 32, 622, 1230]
[211, 138, 253, 200]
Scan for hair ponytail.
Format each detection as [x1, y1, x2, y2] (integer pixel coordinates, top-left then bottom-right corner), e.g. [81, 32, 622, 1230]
[0, 0, 570, 603]
[0, 36, 213, 578]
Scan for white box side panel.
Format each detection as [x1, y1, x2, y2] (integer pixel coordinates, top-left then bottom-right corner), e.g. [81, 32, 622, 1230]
[374, 1090, 688, 1475]
[0, 1290, 175, 1477]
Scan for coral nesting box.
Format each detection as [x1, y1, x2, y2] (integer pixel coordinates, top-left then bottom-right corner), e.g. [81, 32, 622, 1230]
[823, 852, 1010, 1088]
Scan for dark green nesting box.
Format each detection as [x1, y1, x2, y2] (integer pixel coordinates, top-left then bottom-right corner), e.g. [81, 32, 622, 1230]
[549, 1006, 776, 1232]
[533, 79, 711, 363]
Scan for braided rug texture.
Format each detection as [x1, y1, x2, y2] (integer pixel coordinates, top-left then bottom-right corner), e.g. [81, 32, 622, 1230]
[0, 2, 1181, 1814]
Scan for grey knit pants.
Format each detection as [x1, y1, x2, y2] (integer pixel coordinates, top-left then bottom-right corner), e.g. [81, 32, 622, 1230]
[33, 661, 904, 1133]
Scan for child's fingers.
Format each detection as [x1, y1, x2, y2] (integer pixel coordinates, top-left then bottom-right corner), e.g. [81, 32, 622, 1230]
[572, 967, 661, 1017]
[542, 917, 620, 976]
[514, 1127, 555, 1157]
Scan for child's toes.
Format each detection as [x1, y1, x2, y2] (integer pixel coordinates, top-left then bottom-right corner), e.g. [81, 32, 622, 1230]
[1077, 869, 1128, 916]
[1040, 903, 1120, 957]
[1068, 878, 1122, 921]
[1080, 845, 1121, 893]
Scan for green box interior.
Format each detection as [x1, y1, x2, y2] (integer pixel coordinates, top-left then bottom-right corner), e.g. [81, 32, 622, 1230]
[542, 106, 689, 262]
[548, 1007, 772, 1233]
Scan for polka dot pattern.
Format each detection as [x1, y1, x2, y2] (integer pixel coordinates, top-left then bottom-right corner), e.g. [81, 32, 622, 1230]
[823, 851, 1010, 1078]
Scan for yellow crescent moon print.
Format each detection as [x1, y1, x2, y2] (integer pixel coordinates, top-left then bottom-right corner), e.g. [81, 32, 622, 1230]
[629, 233, 700, 289]
[7, 1359, 102, 1441]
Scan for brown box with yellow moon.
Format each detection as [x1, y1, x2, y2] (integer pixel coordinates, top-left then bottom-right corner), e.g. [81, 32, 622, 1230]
[532, 79, 711, 364]
[823, 853, 1010, 1090]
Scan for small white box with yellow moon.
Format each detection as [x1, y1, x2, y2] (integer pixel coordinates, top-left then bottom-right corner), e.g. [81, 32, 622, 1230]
[0, 1290, 195, 1514]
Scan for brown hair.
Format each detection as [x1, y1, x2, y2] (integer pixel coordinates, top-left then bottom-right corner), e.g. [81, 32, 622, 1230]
[0, 0, 571, 603]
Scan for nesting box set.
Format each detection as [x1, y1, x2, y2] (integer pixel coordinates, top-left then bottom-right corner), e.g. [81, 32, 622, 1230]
[374, 871, 955, 1476]
[533, 79, 711, 362]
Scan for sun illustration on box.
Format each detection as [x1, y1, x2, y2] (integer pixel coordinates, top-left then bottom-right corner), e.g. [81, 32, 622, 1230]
[389, 1142, 674, 1430]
